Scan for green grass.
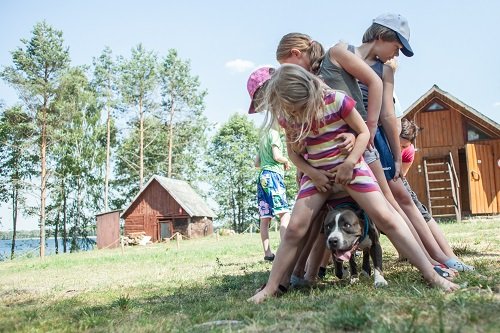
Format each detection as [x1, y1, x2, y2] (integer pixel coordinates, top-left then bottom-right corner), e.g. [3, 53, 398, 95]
[1, 218, 499, 333]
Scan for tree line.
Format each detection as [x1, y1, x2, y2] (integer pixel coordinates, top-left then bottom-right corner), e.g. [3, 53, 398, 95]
[0, 21, 298, 260]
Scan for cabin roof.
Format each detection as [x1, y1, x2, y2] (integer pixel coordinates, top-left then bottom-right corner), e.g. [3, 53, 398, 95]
[403, 85, 500, 137]
[121, 175, 216, 218]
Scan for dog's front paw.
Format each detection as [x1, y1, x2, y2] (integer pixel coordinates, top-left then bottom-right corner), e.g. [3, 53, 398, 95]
[374, 276, 388, 288]
[350, 276, 359, 284]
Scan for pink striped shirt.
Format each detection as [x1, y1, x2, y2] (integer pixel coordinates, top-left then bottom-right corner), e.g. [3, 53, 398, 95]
[282, 90, 379, 199]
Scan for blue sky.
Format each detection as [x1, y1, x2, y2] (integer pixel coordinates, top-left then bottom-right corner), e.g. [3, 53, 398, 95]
[1, 0, 499, 231]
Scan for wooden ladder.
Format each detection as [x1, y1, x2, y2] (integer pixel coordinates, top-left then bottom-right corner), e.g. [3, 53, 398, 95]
[423, 152, 461, 222]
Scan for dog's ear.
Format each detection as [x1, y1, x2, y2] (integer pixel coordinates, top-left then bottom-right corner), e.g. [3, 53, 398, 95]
[353, 208, 364, 220]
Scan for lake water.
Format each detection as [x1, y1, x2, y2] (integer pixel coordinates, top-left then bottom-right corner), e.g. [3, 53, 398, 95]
[0, 237, 96, 260]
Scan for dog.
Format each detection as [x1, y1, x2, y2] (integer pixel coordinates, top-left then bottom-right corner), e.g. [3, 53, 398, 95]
[323, 201, 388, 288]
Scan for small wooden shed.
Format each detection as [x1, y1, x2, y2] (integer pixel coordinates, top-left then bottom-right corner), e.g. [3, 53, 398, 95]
[121, 176, 215, 241]
[403, 85, 500, 219]
[95, 210, 121, 249]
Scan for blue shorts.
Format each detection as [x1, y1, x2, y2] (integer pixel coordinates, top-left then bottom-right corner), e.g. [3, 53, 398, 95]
[374, 126, 395, 180]
[257, 170, 289, 219]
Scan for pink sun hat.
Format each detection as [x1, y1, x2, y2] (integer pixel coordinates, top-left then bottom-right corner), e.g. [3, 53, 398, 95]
[247, 66, 275, 114]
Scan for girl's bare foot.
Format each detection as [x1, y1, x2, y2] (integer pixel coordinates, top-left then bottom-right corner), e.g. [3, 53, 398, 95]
[427, 273, 460, 292]
[248, 288, 272, 304]
[247, 284, 288, 304]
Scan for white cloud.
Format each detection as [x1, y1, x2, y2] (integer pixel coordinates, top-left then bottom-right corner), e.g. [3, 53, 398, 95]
[225, 59, 254, 73]
[494, 102, 500, 108]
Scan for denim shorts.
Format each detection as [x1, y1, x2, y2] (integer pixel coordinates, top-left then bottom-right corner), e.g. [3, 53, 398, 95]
[374, 126, 396, 180]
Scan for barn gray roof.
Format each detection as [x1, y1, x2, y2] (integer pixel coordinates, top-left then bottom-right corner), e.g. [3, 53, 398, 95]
[121, 175, 216, 218]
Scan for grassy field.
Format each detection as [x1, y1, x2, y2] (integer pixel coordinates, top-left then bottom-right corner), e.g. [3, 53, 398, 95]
[1, 218, 499, 333]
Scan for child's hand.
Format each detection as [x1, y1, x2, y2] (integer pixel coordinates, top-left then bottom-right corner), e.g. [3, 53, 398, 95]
[309, 169, 336, 192]
[337, 132, 355, 154]
[368, 125, 377, 148]
[284, 160, 291, 171]
[392, 160, 402, 181]
[330, 161, 355, 185]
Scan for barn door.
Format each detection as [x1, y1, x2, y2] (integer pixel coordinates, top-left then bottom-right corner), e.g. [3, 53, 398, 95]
[158, 220, 173, 241]
[465, 143, 497, 214]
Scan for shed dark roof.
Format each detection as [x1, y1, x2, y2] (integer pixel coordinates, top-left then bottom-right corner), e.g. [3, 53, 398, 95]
[121, 176, 216, 218]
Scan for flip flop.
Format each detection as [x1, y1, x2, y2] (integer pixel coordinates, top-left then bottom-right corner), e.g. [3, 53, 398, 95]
[434, 265, 451, 279]
[264, 254, 275, 262]
[255, 283, 288, 296]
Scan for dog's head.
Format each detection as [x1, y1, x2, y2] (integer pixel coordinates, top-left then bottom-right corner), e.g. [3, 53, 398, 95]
[323, 208, 363, 262]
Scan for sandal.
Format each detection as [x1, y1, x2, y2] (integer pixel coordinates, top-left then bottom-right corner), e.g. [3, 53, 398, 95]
[434, 265, 451, 279]
[445, 258, 475, 272]
[255, 283, 288, 296]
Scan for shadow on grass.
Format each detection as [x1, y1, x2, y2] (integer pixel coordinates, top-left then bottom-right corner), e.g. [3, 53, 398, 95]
[2, 256, 499, 333]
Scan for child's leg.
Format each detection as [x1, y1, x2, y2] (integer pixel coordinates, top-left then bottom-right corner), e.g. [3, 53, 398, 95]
[277, 212, 291, 241]
[290, 214, 322, 281]
[368, 160, 438, 264]
[248, 193, 328, 303]
[346, 189, 459, 291]
[427, 218, 456, 259]
[304, 232, 327, 281]
[388, 179, 451, 264]
[260, 217, 274, 258]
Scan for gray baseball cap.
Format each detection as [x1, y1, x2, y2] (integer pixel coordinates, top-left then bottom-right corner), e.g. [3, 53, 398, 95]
[373, 13, 414, 57]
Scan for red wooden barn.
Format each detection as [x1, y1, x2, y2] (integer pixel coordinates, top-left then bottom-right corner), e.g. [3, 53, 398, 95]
[121, 176, 216, 241]
[403, 85, 500, 220]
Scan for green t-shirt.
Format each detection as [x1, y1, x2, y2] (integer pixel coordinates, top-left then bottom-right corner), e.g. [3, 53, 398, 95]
[258, 129, 285, 177]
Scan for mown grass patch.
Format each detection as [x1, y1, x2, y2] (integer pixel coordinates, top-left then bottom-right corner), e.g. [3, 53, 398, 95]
[0, 219, 499, 332]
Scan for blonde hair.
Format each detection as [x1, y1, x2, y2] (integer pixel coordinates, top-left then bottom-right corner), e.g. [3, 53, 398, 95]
[264, 64, 326, 143]
[276, 33, 325, 74]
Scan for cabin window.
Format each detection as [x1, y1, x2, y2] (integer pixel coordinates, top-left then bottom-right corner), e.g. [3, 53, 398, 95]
[466, 123, 492, 141]
[174, 218, 187, 227]
[425, 101, 446, 111]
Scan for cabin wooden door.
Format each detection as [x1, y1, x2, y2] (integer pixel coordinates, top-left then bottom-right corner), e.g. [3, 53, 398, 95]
[465, 143, 497, 213]
[158, 219, 173, 241]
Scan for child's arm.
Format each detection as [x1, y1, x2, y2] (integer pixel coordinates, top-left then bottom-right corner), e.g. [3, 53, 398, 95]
[331, 107, 370, 185]
[330, 42, 383, 147]
[380, 64, 402, 179]
[401, 160, 413, 177]
[272, 145, 290, 171]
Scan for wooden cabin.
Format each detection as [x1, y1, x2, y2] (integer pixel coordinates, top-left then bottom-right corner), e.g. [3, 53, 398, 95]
[121, 176, 216, 241]
[403, 85, 500, 220]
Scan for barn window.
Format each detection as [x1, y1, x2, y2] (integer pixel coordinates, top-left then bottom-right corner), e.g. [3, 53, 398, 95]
[425, 102, 446, 111]
[174, 218, 187, 227]
[467, 123, 492, 141]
